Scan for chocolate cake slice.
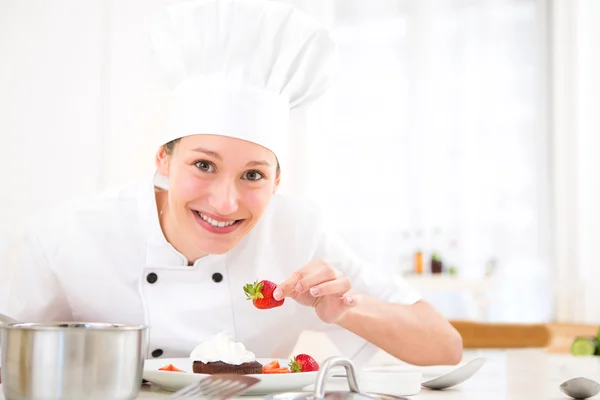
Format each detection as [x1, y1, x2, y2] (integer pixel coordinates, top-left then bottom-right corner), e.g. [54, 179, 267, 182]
[192, 360, 263, 375]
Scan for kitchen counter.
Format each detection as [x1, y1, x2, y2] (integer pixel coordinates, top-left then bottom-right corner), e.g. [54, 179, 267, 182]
[2, 349, 599, 399]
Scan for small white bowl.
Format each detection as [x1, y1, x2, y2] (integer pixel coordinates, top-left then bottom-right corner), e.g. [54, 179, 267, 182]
[358, 371, 422, 396]
[324, 371, 422, 396]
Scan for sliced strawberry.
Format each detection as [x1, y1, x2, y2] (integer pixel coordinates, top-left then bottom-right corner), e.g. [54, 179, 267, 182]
[263, 367, 290, 374]
[159, 364, 185, 372]
[262, 360, 280, 373]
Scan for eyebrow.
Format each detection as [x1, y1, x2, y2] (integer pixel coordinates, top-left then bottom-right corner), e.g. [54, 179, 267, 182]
[191, 147, 272, 167]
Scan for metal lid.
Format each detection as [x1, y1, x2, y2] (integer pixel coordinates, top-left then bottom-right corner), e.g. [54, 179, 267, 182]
[3, 322, 148, 331]
[263, 357, 408, 400]
[265, 391, 381, 400]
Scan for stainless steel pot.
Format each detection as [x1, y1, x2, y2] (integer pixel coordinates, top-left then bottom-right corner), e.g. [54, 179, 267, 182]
[0, 312, 149, 400]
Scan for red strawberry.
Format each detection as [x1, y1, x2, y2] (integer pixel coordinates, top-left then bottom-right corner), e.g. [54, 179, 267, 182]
[243, 280, 284, 309]
[289, 354, 319, 373]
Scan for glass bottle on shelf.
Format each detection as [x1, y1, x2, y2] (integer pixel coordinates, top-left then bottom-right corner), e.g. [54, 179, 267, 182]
[445, 237, 459, 276]
[430, 227, 444, 274]
[413, 230, 424, 274]
[431, 252, 443, 274]
[414, 250, 423, 274]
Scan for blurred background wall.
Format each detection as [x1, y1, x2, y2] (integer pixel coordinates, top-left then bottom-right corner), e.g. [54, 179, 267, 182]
[1, 0, 599, 324]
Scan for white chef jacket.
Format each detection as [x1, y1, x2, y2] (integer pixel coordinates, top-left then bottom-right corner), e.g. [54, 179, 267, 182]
[0, 177, 421, 365]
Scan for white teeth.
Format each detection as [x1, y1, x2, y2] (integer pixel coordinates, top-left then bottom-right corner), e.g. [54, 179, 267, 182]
[197, 212, 236, 227]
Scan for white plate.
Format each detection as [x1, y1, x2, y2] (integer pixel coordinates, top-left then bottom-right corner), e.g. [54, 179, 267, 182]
[143, 358, 318, 395]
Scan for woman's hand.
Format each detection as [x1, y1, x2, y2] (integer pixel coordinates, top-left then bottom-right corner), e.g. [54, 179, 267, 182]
[273, 259, 355, 323]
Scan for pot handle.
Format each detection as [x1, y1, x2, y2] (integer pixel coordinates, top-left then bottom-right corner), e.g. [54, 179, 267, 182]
[313, 356, 362, 399]
[0, 312, 18, 325]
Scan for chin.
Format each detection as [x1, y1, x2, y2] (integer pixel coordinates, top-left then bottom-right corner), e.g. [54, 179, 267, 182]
[200, 237, 244, 255]
[203, 246, 233, 255]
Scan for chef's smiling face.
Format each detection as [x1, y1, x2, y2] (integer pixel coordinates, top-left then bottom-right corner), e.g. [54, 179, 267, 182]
[155, 134, 280, 260]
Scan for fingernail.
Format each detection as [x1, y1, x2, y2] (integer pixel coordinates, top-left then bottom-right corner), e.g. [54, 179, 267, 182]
[273, 288, 283, 300]
[346, 296, 353, 304]
[295, 282, 303, 292]
[310, 287, 320, 296]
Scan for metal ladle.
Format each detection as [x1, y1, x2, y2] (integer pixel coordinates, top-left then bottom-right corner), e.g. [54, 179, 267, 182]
[560, 377, 600, 399]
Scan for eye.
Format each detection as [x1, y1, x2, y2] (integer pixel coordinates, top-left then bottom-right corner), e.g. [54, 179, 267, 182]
[194, 160, 215, 173]
[242, 170, 264, 181]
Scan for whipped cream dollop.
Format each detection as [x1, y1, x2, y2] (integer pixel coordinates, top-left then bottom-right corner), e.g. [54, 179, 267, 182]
[189, 331, 256, 365]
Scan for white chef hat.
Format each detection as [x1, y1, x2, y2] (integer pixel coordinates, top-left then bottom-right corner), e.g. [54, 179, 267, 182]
[148, 0, 337, 169]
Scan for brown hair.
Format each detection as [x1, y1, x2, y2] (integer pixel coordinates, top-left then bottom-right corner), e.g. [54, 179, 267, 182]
[164, 138, 281, 174]
[164, 138, 180, 155]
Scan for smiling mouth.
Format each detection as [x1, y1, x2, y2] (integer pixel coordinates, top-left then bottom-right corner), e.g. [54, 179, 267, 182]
[194, 211, 242, 227]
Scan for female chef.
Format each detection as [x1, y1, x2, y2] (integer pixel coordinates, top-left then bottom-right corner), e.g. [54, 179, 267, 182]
[0, 0, 462, 367]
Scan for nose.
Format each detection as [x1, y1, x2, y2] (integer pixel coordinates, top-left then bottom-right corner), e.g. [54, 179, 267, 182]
[207, 178, 239, 215]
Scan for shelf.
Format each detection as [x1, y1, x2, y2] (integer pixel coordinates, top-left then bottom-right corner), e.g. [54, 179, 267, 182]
[403, 274, 491, 292]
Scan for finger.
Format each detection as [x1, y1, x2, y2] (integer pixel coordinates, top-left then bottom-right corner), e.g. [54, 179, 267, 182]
[295, 264, 341, 294]
[337, 291, 357, 307]
[313, 292, 356, 311]
[273, 270, 303, 300]
[308, 277, 351, 297]
[274, 260, 323, 300]
[342, 293, 355, 307]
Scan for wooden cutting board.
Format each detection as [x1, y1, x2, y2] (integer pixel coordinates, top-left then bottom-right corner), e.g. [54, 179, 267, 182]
[450, 320, 551, 348]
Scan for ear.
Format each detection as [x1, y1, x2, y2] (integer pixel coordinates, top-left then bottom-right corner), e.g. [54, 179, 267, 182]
[273, 171, 281, 194]
[155, 145, 170, 176]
